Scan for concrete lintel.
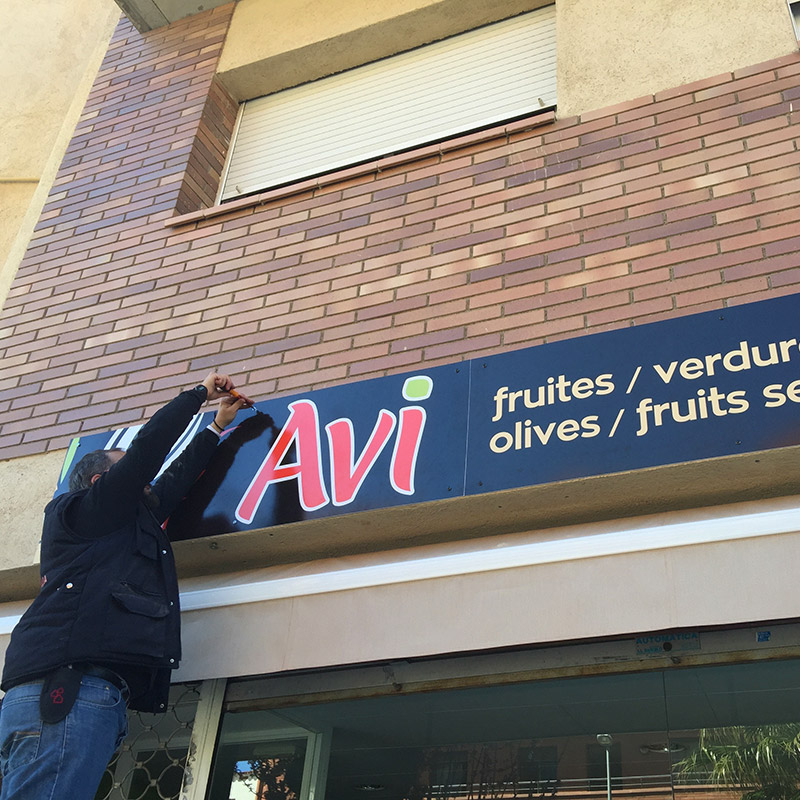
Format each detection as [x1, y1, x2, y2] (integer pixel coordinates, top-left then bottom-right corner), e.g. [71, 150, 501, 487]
[113, 0, 232, 31]
[113, 0, 168, 31]
[217, 0, 552, 101]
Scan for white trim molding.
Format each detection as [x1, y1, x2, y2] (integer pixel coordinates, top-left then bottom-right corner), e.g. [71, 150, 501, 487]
[2, 497, 799, 636]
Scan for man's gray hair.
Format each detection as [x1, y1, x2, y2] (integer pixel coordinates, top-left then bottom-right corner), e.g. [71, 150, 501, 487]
[68, 449, 124, 491]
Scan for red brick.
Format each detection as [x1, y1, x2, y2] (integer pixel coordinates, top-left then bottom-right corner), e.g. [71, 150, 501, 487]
[753, 176, 800, 202]
[318, 342, 390, 369]
[739, 73, 800, 103]
[707, 115, 789, 148]
[550, 209, 622, 241]
[700, 92, 784, 125]
[587, 267, 672, 297]
[671, 246, 761, 279]
[392, 271, 466, 301]
[771, 268, 800, 288]
[663, 165, 749, 197]
[748, 146, 800, 175]
[425, 305, 489, 332]
[619, 241, 713, 275]
[764, 233, 800, 258]
[660, 140, 743, 173]
[276, 365, 348, 393]
[319, 316, 381, 342]
[720, 222, 800, 253]
[281, 338, 343, 364]
[547, 263, 630, 292]
[637, 270, 719, 302]
[712, 165, 800, 198]
[675, 276, 769, 308]
[775, 56, 800, 78]
[584, 187, 662, 217]
[760, 204, 800, 230]
[474, 309, 552, 340]
[348, 351, 420, 376]
[587, 296, 673, 327]
[425, 333, 501, 361]
[670, 219, 758, 250]
[716, 193, 799, 225]
[665, 191, 751, 223]
[589, 241, 668, 270]
[546, 290, 632, 321]
[627, 188, 709, 219]
[726, 251, 800, 281]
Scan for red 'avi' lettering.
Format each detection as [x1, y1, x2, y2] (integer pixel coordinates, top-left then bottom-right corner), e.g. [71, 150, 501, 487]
[326, 411, 396, 506]
[390, 406, 426, 495]
[235, 378, 432, 524]
[235, 400, 328, 524]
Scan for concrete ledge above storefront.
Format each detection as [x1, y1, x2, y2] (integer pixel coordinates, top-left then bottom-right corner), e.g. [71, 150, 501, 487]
[160, 442, 800, 580]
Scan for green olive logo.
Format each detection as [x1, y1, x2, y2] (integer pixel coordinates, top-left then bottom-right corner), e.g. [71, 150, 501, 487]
[402, 376, 433, 401]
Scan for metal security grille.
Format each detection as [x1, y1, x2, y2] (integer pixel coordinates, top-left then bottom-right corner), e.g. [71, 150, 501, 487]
[95, 683, 202, 800]
[219, 5, 557, 200]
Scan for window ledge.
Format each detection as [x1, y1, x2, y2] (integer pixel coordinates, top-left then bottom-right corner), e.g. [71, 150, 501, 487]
[164, 110, 556, 228]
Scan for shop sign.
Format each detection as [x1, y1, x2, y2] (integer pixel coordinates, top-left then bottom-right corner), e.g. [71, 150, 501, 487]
[56, 293, 800, 539]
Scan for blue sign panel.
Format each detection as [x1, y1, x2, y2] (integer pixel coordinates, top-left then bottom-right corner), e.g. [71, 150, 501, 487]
[55, 293, 800, 539]
[56, 365, 470, 539]
[466, 293, 800, 493]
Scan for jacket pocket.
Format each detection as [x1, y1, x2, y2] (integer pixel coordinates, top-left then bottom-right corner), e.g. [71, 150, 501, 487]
[111, 582, 169, 618]
[101, 582, 170, 659]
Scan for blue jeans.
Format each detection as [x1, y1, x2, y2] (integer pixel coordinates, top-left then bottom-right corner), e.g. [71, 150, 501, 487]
[0, 675, 128, 800]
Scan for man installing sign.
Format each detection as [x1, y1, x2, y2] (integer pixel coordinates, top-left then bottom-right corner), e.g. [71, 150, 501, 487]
[0, 372, 252, 800]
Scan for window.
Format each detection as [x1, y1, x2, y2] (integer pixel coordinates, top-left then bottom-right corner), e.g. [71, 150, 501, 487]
[218, 5, 556, 201]
[790, 1, 800, 39]
[209, 659, 800, 800]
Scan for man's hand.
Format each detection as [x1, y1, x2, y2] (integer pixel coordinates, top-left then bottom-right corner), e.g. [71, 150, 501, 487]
[214, 396, 248, 429]
[201, 372, 235, 400]
[201, 372, 254, 405]
[199, 372, 254, 430]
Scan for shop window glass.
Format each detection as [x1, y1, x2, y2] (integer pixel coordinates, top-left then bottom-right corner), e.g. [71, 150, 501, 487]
[518, 745, 558, 785]
[208, 660, 800, 800]
[665, 662, 800, 800]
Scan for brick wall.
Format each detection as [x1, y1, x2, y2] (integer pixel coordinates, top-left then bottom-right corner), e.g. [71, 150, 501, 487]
[1, 9, 799, 460]
[175, 77, 238, 215]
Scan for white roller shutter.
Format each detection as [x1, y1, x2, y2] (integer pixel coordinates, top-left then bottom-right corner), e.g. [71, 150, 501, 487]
[219, 6, 557, 201]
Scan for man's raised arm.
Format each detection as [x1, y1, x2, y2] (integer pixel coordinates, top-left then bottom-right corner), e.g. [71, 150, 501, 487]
[149, 391, 250, 521]
[66, 373, 251, 536]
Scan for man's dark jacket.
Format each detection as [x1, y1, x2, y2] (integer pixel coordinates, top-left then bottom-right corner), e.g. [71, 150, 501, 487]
[1, 387, 218, 712]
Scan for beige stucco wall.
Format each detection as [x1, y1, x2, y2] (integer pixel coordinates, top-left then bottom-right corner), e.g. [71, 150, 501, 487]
[557, 0, 798, 117]
[0, 183, 38, 277]
[0, 450, 66, 571]
[0, 0, 120, 311]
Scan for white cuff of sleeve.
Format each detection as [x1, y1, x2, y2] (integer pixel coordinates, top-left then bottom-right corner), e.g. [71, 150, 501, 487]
[206, 423, 223, 437]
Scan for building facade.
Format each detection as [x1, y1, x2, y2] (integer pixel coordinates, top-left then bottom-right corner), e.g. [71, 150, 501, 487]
[2, 1, 800, 799]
